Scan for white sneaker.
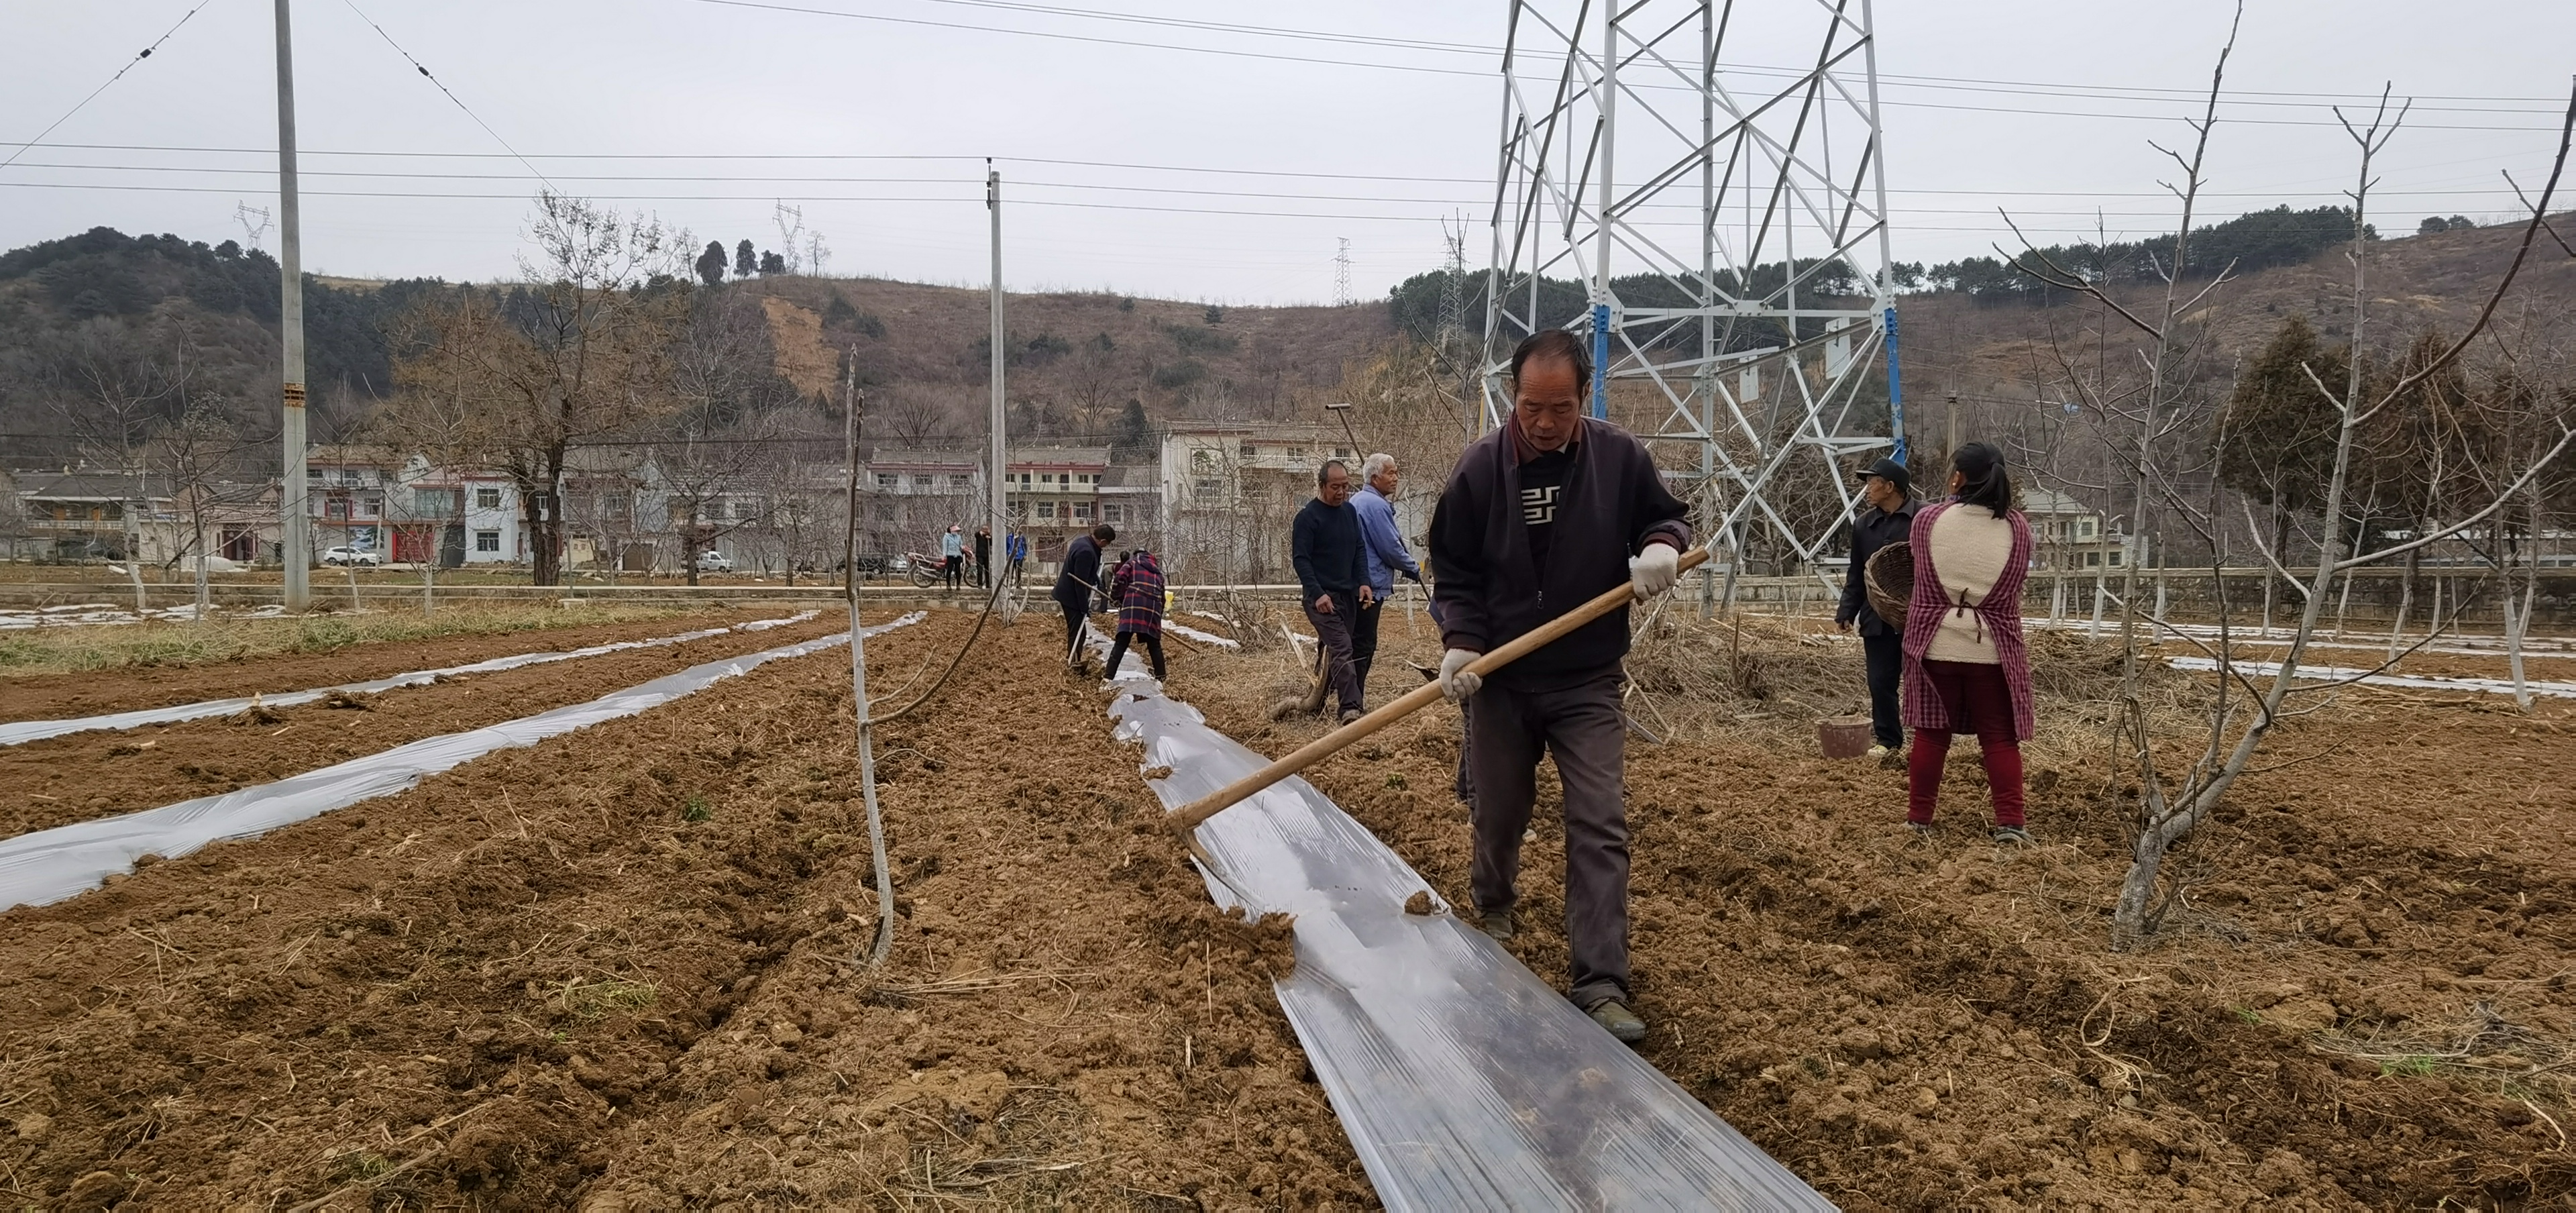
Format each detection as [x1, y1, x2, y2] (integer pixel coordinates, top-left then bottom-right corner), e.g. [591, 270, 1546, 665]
[1865, 743, 1894, 761]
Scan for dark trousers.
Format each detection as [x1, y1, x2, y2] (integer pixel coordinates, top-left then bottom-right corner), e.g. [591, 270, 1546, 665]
[1467, 671, 1631, 1010]
[1106, 631, 1166, 680]
[1303, 594, 1364, 715]
[1058, 596, 1089, 662]
[1453, 697, 1475, 806]
[1907, 659, 2025, 827]
[1350, 597, 1383, 703]
[1862, 631, 1904, 749]
[975, 543, 991, 587]
[943, 555, 963, 590]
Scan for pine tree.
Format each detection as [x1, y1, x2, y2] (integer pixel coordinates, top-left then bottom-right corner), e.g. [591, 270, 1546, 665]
[735, 240, 757, 278]
[696, 240, 729, 286]
[2213, 314, 2347, 515]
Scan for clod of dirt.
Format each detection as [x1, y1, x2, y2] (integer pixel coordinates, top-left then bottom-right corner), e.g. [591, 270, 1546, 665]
[1139, 765, 1175, 781]
[1402, 890, 1436, 916]
[107, 740, 156, 756]
[9, 1112, 51, 1143]
[322, 690, 372, 710]
[229, 702, 284, 725]
[63, 1171, 131, 1212]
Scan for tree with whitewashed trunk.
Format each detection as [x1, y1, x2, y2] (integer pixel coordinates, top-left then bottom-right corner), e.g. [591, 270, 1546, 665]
[2000, 4, 2576, 947]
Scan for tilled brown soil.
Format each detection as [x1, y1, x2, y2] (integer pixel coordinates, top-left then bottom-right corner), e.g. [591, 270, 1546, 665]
[1169, 626, 2575, 1210]
[0, 611, 1364, 1209]
[0, 613, 853, 840]
[0, 607, 794, 723]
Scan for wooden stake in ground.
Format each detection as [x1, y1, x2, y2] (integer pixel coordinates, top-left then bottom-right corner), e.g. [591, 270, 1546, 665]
[843, 382, 897, 966]
[1167, 547, 1711, 833]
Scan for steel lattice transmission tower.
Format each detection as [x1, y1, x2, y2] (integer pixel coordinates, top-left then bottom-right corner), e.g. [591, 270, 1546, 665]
[1483, 0, 1904, 590]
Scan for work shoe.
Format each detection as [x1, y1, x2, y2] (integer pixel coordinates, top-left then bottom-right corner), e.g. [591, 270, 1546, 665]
[1587, 998, 1648, 1045]
[1475, 910, 1514, 942]
[1992, 825, 2033, 846]
[1865, 743, 1894, 761]
[1338, 708, 1363, 725]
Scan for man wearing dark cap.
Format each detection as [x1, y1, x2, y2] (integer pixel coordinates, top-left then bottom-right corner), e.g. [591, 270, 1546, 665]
[1836, 457, 1918, 761]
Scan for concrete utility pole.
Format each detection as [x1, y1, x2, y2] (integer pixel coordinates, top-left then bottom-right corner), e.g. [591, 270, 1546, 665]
[985, 162, 1008, 573]
[274, 0, 310, 609]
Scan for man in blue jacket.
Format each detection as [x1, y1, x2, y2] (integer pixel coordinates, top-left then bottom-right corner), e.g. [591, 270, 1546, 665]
[1350, 452, 1424, 706]
[1430, 329, 1689, 1047]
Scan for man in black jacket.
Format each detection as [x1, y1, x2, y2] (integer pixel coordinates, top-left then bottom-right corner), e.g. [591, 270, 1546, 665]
[1429, 329, 1689, 1046]
[1292, 460, 1374, 723]
[1835, 458, 1916, 759]
[1054, 523, 1115, 666]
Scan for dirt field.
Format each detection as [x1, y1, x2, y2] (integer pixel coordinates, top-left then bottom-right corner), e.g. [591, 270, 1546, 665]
[0, 611, 1364, 1209]
[1165, 614, 2575, 1210]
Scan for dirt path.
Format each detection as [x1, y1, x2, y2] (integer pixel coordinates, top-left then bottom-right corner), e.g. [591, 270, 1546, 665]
[0, 613, 853, 841]
[0, 611, 1366, 1208]
[0, 608, 795, 723]
[1167, 629, 2575, 1209]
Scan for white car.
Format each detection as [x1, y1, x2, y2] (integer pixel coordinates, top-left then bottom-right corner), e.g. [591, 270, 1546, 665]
[695, 550, 733, 573]
[321, 546, 380, 567]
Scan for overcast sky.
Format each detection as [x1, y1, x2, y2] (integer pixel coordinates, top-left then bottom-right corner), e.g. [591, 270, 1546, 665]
[4, 0, 2570, 305]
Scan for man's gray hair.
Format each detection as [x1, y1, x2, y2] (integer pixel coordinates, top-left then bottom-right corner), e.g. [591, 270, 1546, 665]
[1360, 452, 1397, 482]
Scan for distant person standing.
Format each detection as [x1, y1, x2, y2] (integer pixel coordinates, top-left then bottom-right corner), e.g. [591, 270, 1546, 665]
[1900, 441, 2035, 845]
[1835, 458, 1919, 761]
[1293, 460, 1373, 723]
[1351, 452, 1424, 706]
[1105, 547, 1168, 680]
[974, 525, 994, 590]
[941, 525, 965, 592]
[1007, 531, 1028, 580]
[1054, 523, 1115, 666]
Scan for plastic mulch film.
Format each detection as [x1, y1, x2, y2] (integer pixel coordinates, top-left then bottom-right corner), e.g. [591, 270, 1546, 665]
[0, 611, 820, 748]
[1099, 666, 1834, 1211]
[0, 613, 918, 910]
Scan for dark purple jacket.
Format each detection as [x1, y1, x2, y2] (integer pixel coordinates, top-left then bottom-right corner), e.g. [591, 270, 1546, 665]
[1429, 418, 1690, 689]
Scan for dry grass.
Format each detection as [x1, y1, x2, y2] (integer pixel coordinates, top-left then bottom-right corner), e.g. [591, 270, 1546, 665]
[0, 601, 696, 676]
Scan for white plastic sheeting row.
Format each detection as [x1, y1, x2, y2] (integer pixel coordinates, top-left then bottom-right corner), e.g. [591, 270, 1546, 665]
[0, 613, 920, 910]
[1099, 657, 1831, 1210]
[2165, 655, 2576, 699]
[0, 613, 820, 748]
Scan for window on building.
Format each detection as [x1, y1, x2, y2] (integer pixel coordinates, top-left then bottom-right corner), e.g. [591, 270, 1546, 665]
[734, 502, 759, 520]
[475, 531, 501, 553]
[2085, 551, 2102, 567]
[325, 498, 350, 520]
[1335, 448, 1352, 460]
[1239, 443, 1256, 458]
[1072, 503, 1093, 523]
[1036, 502, 1057, 519]
[951, 474, 971, 490]
[2078, 518, 2097, 539]
[877, 474, 898, 488]
[2109, 551, 2125, 566]
[414, 489, 452, 517]
[475, 487, 502, 510]
[912, 475, 933, 488]
[1041, 473, 1057, 484]
[1102, 504, 1125, 523]
[1194, 478, 1222, 500]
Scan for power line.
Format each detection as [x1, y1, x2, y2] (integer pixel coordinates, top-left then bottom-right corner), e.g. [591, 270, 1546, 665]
[0, 0, 224, 173]
[333, 0, 555, 191]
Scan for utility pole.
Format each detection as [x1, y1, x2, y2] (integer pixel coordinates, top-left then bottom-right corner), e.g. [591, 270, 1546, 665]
[1334, 238, 1353, 307]
[274, 0, 309, 609]
[985, 162, 1009, 586]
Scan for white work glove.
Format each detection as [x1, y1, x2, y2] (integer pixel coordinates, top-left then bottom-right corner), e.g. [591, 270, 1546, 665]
[1629, 542, 1680, 601]
[1439, 647, 1483, 702]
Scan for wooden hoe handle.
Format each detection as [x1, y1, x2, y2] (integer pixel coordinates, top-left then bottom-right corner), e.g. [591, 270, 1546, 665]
[1165, 546, 1710, 834]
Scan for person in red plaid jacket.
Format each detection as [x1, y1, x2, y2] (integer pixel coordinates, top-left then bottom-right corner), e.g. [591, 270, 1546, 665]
[1900, 441, 2037, 845]
[1105, 548, 1168, 681]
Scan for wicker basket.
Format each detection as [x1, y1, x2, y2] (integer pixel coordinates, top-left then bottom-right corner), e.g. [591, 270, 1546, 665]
[1863, 541, 1914, 626]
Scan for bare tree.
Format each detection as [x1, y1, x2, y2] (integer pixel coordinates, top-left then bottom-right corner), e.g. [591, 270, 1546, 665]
[42, 318, 193, 609]
[386, 193, 690, 586]
[150, 398, 248, 621]
[2000, 8, 2576, 946]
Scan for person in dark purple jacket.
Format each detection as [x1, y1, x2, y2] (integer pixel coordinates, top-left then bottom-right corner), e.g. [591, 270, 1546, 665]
[1428, 329, 1690, 1047]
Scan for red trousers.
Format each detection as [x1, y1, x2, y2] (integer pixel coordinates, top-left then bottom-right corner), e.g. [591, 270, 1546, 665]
[1907, 659, 2025, 827]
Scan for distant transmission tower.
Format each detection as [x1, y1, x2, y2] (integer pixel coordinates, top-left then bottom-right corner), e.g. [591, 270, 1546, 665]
[773, 201, 807, 274]
[233, 202, 273, 252]
[1333, 237, 1354, 306]
[1486, 0, 1900, 594]
[1435, 215, 1474, 415]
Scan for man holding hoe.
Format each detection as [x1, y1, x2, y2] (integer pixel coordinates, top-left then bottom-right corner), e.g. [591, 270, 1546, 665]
[1430, 329, 1689, 1045]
